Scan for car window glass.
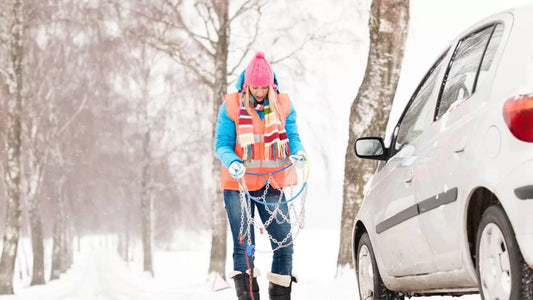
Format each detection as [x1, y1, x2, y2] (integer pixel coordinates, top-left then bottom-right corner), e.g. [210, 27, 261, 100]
[395, 54, 448, 151]
[475, 24, 503, 90]
[437, 26, 495, 119]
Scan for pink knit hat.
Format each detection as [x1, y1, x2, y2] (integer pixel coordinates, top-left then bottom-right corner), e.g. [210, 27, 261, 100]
[244, 52, 274, 88]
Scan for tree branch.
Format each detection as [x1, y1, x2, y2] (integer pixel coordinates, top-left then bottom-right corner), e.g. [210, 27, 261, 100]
[228, 6, 262, 76]
[160, 0, 215, 58]
[0, 65, 10, 82]
[54, 95, 88, 138]
[270, 33, 317, 65]
[118, 4, 215, 89]
[229, 0, 261, 23]
[195, 1, 217, 49]
[141, 36, 215, 89]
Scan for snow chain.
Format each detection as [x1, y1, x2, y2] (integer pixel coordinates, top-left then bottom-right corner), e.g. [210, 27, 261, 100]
[237, 162, 309, 254]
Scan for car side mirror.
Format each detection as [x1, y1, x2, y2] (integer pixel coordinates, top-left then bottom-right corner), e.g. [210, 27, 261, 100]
[354, 137, 388, 161]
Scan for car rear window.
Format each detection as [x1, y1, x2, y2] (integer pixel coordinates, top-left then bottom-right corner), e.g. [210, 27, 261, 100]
[437, 24, 503, 119]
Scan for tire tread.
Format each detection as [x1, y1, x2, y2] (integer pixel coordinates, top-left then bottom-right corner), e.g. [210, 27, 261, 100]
[477, 205, 533, 300]
[357, 233, 405, 300]
[521, 259, 533, 299]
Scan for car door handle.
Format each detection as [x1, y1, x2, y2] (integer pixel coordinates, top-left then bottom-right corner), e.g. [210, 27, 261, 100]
[404, 168, 414, 183]
[454, 137, 468, 153]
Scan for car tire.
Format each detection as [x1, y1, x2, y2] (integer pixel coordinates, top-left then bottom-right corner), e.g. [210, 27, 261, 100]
[356, 232, 405, 300]
[476, 205, 533, 300]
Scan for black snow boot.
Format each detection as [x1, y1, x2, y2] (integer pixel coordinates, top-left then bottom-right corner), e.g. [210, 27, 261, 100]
[267, 272, 297, 300]
[231, 271, 260, 300]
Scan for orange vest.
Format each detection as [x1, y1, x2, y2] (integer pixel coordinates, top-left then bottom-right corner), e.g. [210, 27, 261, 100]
[221, 92, 298, 191]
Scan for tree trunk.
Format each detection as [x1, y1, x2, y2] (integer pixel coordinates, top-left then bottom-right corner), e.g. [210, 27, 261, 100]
[26, 153, 46, 285]
[61, 194, 72, 273]
[63, 224, 73, 271]
[208, 0, 229, 279]
[28, 201, 45, 285]
[118, 232, 124, 259]
[0, 0, 24, 294]
[50, 201, 64, 280]
[118, 185, 128, 261]
[123, 202, 130, 262]
[141, 129, 153, 276]
[60, 225, 68, 273]
[50, 178, 66, 280]
[337, 0, 409, 269]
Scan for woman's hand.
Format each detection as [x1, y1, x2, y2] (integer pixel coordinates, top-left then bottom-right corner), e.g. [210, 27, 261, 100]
[290, 151, 307, 169]
[229, 161, 246, 179]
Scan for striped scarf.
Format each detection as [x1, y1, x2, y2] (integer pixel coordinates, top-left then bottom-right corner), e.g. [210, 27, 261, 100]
[238, 100, 290, 162]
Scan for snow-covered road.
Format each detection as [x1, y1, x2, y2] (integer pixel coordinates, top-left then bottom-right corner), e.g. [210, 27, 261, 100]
[0, 232, 482, 300]
[0, 248, 186, 300]
[0, 246, 377, 299]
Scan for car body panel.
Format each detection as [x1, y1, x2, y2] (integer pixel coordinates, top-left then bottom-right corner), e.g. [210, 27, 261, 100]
[367, 143, 437, 277]
[353, 7, 533, 295]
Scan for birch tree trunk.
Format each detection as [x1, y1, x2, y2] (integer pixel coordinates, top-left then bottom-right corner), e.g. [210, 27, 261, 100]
[0, 0, 24, 294]
[27, 156, 45, 285]
[129, 0, 312, 279]
[28, 199, 45, 285]
[141, 129, 153, 276]
[208, 0, 229, 278]
[121, 187, 131, 262]
[337, 0, 409, 268]
[50, 198, 64, 280]
[124, 219, 130, 262]
[62, 223, 72, 272]
[50, 176, 66, 280]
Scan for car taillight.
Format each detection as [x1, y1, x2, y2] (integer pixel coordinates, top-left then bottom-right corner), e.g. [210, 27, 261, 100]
[503, 94, 533, 142]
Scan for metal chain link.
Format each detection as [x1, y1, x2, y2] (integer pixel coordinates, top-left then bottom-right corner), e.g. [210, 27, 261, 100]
[237, 165, 308, 253]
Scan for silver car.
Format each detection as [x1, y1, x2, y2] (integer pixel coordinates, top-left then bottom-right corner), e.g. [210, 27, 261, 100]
[352, 6, 533, 300]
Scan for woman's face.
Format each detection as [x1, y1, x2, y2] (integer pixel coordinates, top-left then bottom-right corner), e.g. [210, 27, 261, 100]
[249, 86, 269, 102]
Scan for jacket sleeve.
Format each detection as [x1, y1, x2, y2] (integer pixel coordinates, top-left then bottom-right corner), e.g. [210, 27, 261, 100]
[215, 102, 242, 169]
[286, 101, 306, 155]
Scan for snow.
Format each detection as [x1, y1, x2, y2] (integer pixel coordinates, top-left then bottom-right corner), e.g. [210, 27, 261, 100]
[2, 1, 533, 299]
[0, 232, 482, 300]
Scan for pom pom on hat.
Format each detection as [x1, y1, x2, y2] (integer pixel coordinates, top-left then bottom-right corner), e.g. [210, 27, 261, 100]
[244, 51, 274, 88]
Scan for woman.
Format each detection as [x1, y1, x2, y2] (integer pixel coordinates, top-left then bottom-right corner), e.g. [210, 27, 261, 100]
[215, 52, 307, 300]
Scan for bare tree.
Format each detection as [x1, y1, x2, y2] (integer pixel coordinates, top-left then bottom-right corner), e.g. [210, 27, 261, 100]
[21, 4, 94, 283]
[50, 173, 66, 280]
[128, 0, 328, 279]
[0, 0, 24, 294]
[106, 22, 189, 273]
[123, 0, 297, 279]
[337, 0, 409, 269]
[123, 0, 234, 277]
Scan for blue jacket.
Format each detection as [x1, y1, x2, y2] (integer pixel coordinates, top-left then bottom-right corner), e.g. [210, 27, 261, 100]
[215, 71, 305, 169]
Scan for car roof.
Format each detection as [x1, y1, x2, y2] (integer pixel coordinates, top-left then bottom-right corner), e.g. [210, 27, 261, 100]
[453, 5, 533, 41]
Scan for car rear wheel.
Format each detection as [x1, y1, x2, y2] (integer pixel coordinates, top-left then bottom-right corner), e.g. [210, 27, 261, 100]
[356, 232, 404, 300]
[476, 206, 533, 300]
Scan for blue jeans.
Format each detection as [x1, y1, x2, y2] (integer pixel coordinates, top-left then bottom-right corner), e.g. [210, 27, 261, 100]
[224, 185, 293, 275]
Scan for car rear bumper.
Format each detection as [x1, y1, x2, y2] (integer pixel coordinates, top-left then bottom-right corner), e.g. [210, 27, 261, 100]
[495, 159, 533, 266]
[496, 158, 533, 229]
